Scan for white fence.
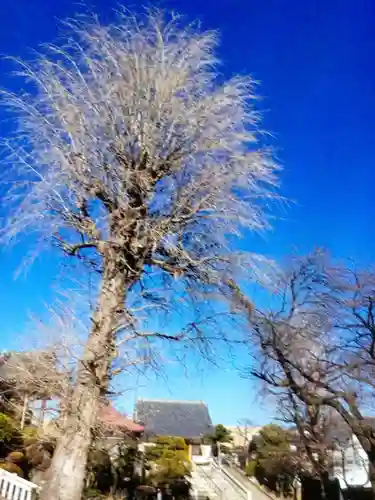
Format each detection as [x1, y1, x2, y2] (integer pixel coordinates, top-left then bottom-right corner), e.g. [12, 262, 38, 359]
[0, 469, 39, 500]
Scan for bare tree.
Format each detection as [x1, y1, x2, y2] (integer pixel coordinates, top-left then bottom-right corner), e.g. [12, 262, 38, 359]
[0, 350, 66, 427]
[0, 309, 86, 433]
[230, 251, 375, 493]
[277, 389, 339, 499]
[1, 9, 279, 499]
[235, 418, 259, 448]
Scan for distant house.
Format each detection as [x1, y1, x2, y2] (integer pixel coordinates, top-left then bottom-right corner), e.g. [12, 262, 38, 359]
[225, 425, 261, 449]
[99, 404, 144, 434]
[285, 418, 374, 490]
[94, 404, 144, 457]
[134, 399, 213, 460]
[41, 403, 144, 460]
[291, 415, 375, 492]
[0, 352, 144, 450]
[330, 418, 375, 490]
[99, 404, 144, 437]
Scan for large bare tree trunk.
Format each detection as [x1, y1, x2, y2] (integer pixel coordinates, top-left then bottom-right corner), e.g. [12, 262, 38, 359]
[348, 427, 375, 496]
[40, 253, 127, 500]
[368, 454, 375, 495]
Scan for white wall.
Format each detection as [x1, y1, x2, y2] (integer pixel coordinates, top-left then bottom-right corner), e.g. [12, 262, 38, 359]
[332, 434, 371, 489]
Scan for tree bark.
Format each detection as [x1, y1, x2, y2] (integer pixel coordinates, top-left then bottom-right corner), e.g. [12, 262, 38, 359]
[20, 393, 28, 430]
[368, 461, 375, 496]
[341, 418, 375, 495]
[343, 425, 375, 495]
[40, 252, 128, 500]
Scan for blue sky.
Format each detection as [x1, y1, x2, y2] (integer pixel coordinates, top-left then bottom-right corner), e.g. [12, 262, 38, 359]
[0, 0, 374, 425]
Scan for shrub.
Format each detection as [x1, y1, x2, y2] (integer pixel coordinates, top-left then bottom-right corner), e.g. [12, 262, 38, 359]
[0, 461, 24, 477]
[152, 436, 187, 450]
[145, 436, 191, 489]
[0, 413, 22, 457]
[6, 451, 25, 464]
[245, 460, 257, 477]
[22, 426, 39, 444]
[25, 441, 54, 471]
[0, 413, 18, 441]
[82, 487, 105, 499]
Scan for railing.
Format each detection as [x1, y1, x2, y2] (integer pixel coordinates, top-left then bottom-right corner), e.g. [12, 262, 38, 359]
[213, 461, 252, 500]
[196, 464, 224, 498]
[0, 469, 39, 500]
[192, 460, 252, 500]
[223, 464, 282, 500]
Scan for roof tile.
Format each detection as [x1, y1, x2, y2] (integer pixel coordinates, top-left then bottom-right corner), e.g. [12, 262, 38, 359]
[135, 399, 213, 439]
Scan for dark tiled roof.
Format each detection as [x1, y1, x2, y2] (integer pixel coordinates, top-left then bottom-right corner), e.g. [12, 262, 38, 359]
[135, 399, 213, 439]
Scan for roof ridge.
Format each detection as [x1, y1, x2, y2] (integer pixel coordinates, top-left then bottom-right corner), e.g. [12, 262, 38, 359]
[137, 398, 207, 405]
